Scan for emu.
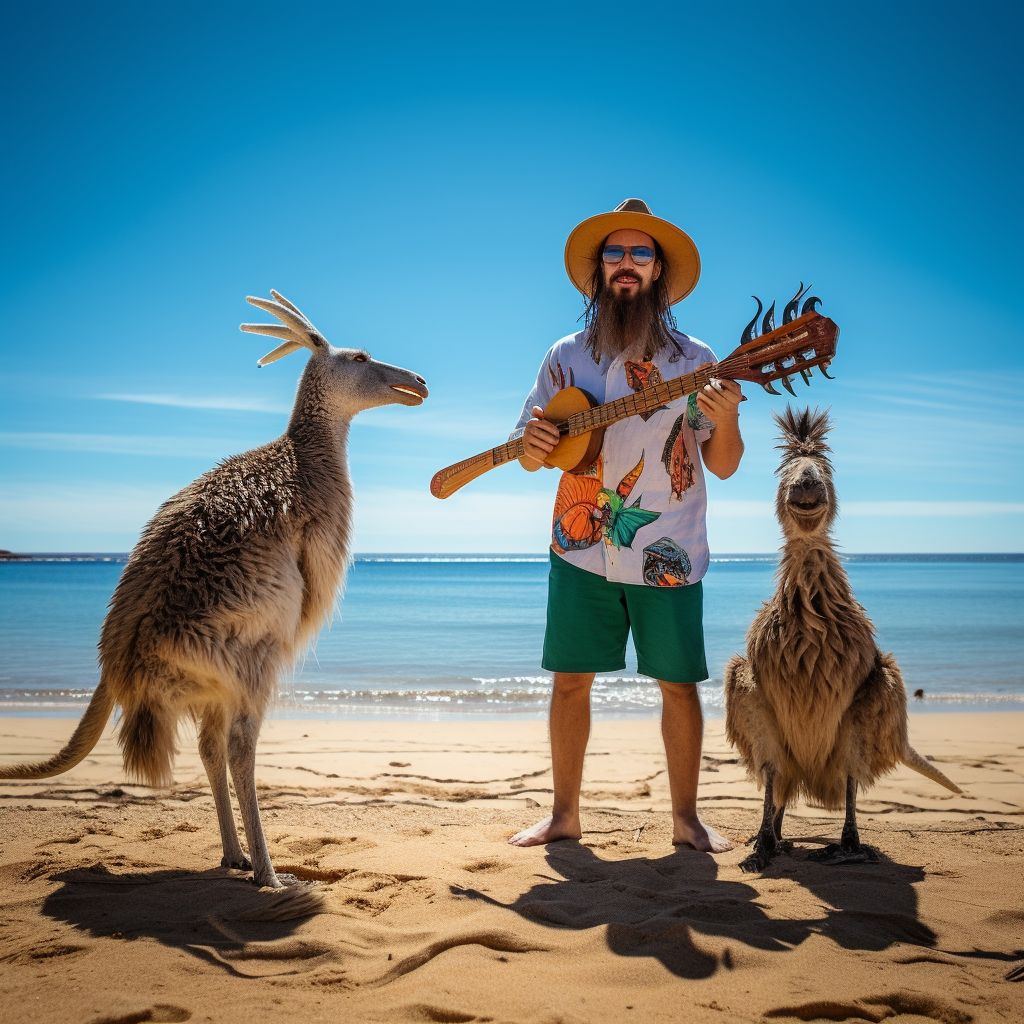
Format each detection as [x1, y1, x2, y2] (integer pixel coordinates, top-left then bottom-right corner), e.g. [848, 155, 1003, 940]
[724, 407, 960, 872]
[0, 291, 427, 888]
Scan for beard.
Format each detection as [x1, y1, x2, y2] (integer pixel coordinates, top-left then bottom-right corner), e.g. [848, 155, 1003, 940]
[585, 277, 671, 364]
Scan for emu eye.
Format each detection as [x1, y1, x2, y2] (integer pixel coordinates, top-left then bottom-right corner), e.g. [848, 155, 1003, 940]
[353, 353, 368, 362]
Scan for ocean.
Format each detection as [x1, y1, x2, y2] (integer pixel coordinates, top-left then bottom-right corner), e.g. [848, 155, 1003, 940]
[1, 555, 1021, 719]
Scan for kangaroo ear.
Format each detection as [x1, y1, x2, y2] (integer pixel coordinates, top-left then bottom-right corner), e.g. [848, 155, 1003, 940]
[241, 291, 329, 366]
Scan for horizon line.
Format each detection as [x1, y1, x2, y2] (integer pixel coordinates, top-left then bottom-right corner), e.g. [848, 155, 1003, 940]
[3, 550, 1022, 562]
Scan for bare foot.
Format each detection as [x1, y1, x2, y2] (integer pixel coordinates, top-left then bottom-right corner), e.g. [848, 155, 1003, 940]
[508, 815, 581, 847]
[673, 816, 734, 853]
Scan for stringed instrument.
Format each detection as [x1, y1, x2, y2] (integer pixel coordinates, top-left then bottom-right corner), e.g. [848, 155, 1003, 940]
[430, 291, 839, 500]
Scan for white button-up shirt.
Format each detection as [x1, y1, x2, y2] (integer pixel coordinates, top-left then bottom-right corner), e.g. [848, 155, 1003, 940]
[514, 328, 717, 586]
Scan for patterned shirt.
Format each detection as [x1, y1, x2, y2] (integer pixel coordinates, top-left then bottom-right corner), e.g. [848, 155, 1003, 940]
[514, 328, 717, 587]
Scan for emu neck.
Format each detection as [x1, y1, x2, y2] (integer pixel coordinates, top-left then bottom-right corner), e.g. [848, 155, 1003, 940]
[776, 533, 862, 630]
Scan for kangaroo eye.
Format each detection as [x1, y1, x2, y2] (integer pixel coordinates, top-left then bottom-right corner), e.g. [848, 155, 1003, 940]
[353, 353, 368, 362]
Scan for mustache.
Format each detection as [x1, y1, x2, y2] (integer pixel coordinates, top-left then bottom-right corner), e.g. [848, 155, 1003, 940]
[612, 269, 642, 282]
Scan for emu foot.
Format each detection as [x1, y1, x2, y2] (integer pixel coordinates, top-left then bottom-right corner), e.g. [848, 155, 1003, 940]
[808, 841, 879, 865]
[222, 854, 253, 870]
[739, 830, 782, 873]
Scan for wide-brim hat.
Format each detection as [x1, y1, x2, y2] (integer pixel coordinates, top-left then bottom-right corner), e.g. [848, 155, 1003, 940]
[564, 198, 701, 306]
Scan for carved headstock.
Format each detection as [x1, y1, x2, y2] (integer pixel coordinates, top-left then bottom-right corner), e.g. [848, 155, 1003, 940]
[723, 285, 839, 396]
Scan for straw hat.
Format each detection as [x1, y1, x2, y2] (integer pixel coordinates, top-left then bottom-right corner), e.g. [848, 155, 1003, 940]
[564, 198, 701, 306]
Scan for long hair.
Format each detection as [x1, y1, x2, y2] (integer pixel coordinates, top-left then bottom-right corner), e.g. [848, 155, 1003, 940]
[580, 240, 679, 364]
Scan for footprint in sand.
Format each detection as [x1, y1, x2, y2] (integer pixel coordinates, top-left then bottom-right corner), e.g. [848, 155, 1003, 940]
[283, 835, 377, 857]
[763, 992, 970, 1023]
[461, 859, 510, 874]
[6, 940, 88, 964]
[398, 1007, 480, 1023]
[90, 1005, 191, 1023]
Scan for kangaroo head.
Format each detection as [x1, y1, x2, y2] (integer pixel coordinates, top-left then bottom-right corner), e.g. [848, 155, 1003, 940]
[241, 290, 428, 418]
[773, 406, 836, 539]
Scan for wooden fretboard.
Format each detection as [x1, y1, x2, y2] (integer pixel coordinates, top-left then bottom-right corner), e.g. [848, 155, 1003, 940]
[486, 363, 723, 467]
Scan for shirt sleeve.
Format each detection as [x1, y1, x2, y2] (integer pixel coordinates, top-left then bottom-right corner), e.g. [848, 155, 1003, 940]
[511, 347, 560, 438]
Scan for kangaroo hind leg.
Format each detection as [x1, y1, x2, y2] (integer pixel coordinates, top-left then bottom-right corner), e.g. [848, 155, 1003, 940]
[198, 707, 249, 870]
[227, 709, 280, 888]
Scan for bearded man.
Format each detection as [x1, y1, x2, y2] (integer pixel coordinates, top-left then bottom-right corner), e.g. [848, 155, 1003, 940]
[508, 199, 743, 851]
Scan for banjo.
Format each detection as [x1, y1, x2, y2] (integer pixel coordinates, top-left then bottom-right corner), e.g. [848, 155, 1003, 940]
[430, 292, 839, 500]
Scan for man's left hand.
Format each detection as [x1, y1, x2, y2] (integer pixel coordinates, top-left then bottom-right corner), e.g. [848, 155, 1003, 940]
[696, 378, 743, 426]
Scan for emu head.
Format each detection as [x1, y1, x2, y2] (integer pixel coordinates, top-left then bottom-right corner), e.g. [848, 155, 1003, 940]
[240, 290, 428, 418]
[773, 406, 836, 539]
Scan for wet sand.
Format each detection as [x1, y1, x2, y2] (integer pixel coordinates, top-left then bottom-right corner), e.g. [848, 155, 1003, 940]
[1, 713, 1021, 1023]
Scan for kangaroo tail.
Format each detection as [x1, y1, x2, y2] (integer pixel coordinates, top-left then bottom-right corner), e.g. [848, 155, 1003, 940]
[901, 743, 963, 795]
[0, 679, 115, 780]
[118, 699, 177, 789]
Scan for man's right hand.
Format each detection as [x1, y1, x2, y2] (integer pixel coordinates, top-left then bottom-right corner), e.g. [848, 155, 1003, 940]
[520, 406, 560, 471]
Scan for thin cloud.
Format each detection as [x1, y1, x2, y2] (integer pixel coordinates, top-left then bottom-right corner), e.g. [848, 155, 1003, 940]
[0, 482, 172, 536]
[98, 393, 290, 414]
[0, 432, 248, 457]
[842, 501, 1024, 517]
[352, 406, 515, 439]
[709, 500, 1024, 518]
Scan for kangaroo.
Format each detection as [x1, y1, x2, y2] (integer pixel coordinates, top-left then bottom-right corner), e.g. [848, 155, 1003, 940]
[1, 290, 428, 888]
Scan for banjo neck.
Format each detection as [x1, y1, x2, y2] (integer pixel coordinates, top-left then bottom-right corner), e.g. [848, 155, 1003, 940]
[481, 362, 727, 470]
[561, 363, 720, 437]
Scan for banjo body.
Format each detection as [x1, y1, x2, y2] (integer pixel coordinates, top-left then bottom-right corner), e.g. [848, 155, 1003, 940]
[539, 387, 605, 472]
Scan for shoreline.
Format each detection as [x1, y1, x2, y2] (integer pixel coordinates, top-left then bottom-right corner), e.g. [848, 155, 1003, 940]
[4, 705, 1024, 722]
[3, 697, 1023, 720]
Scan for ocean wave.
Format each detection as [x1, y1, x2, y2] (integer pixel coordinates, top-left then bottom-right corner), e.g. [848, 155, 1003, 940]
[3, 685, 1022, 714]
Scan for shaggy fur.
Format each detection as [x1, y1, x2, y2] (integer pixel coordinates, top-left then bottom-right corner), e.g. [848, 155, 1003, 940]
[724, 407, 960, 871]
[0, 291, 427, 888]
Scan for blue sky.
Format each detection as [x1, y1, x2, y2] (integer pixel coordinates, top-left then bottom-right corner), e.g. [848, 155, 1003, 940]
[1, 1, 1021, 553]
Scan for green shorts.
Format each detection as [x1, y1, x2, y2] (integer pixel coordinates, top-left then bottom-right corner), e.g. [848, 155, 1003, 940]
[542, 551, 708, 684]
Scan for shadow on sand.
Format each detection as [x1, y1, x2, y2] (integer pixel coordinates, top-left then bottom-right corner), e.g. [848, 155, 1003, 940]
[41, 864, 326, 976]
[454, 841, 935, 979]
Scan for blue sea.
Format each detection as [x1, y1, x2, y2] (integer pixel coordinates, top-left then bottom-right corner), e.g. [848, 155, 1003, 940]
[1, 555, 1022, 719]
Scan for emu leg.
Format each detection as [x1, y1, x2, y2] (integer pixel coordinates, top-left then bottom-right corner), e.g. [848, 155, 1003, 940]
[227, 711, 281, 888]
[809, 775, 877, 864]
[198, 711, 250, 870]
[740, 766, 782, 873]
[773, 804, 786, 843]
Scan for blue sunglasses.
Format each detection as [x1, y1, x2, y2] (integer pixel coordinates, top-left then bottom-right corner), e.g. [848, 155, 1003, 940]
[602, 244, 656, 266]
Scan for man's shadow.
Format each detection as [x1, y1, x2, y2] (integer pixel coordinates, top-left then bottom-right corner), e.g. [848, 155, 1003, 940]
[41, 863, 326, 977]
[454, 840, 934, 979]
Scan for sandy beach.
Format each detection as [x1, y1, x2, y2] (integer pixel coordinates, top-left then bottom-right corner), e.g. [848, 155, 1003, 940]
[0, 712, 1021, 1024]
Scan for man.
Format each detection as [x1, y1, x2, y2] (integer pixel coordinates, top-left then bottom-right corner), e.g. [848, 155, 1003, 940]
[508, 199, 743, 852]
